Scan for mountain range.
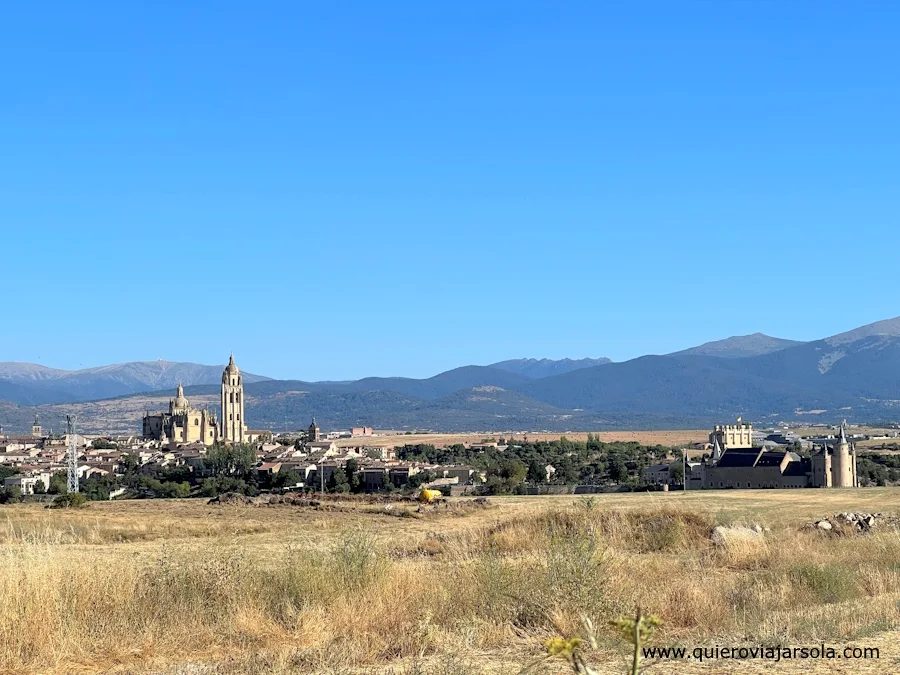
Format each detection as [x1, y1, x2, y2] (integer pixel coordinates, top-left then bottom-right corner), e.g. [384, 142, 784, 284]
[2, 318, 899, 434]
[0, 360, 270, 406]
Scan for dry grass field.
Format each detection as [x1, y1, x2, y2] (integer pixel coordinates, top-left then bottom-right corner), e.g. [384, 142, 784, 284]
[1, 490, 899, 674]
[334, 430, 709, 449]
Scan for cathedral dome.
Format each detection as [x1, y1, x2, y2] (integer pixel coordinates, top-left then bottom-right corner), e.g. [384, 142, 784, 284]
[172, 383, 189, 410]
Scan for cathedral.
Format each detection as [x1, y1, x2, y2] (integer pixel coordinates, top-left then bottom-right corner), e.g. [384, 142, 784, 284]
[142, 354, 248, 446]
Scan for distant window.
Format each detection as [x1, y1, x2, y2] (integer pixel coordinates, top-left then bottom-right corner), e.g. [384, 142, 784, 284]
[229, 414, 233, 420]
[194, 419, 199, 426]
[230, 393, 234, 403]
[237, 415, 240, 421]
[236, 394, 240, 404]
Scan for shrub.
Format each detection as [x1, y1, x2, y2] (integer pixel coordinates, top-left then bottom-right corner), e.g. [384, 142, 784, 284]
[793, 563, 860, 604]
[330, 529, 384, 591]
[0, 486, 22, 504]
[49, 493, 88, 509]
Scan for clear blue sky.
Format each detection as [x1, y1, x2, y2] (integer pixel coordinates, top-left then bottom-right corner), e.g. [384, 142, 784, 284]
[2, 1, 898, 380]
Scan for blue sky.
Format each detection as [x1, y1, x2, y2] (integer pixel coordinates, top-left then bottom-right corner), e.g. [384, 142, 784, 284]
[1, 1, 898, 380]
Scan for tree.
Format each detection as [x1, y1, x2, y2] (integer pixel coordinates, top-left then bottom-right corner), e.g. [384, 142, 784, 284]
[406, 470, 436, 490]
[327, 468, 350, 493]
[669, 460, 685, 485]
[204, 444, 257, 479]
[527, 459, 546, 484]
[275, 470, 303, 489]
[481, 459, 527, 494]
[122, 454, 139, 474]
[48, 472, 67, 495]
[33, 480, 47, 495]
[608, 456, 629, 483]
[344, 459, 362, 493]
[172, 482, 191, 498]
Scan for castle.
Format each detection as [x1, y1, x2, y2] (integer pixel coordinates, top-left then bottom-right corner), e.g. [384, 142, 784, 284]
[142, 354, 248, 446]
[688, 420, 858, 489]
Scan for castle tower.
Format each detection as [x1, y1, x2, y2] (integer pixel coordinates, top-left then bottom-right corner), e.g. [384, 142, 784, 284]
[832, 421, 854, 488]
[308, 417, 320, 442]
[221, 354, 246, 443]
[709, 418, 753, 450]
[811, 444, 833, 488]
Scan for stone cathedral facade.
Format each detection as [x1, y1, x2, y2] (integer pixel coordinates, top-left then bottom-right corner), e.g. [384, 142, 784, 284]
[142, 354, 249, 446]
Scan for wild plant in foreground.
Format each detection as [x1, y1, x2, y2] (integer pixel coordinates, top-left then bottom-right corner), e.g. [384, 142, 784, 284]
[610, 609, 662, 675]
[522, 610, 662, 675]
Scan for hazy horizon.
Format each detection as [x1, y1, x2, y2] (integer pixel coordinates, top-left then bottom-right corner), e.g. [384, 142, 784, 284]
[3, 316, 897, 381]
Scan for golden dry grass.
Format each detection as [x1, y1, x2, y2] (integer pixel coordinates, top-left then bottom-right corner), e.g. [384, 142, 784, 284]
[0, 490, 899, 674]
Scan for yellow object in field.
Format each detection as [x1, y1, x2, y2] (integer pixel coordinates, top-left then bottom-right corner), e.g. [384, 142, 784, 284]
[418, 488, 442, 503]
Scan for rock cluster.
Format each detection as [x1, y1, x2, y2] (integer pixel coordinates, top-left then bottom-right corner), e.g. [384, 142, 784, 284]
[207, 492, 253, 505]
[265, 494, 322, 507]
[812, 512, 884, 532]
[207, 492, 321, 507]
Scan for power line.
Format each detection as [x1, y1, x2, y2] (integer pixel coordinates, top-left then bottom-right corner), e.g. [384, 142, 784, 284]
[66, 415, 79, 493]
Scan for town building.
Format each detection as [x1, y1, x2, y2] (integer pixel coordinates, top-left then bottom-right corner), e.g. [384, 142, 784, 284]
[4, 471, 53, 495]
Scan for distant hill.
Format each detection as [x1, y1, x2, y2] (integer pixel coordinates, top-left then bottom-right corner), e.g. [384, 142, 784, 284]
[519, 355, 840, 418]
[673, 333, 805, 358]
[339, 366, 535, 400]
[489, 357, 611, 378]
[4, 317, 900, 433]
[822, 316, 900, 346]
[0, 360, 270, 403]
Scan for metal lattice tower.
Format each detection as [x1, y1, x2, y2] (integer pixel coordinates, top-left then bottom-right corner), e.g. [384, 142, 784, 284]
[66, 415, 79, 493]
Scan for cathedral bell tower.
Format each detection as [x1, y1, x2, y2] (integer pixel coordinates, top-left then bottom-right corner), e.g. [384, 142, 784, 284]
[221, 354, 246, 443]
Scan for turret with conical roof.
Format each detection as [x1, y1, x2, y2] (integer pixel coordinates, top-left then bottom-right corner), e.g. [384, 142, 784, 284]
[832, 420, 855, 488]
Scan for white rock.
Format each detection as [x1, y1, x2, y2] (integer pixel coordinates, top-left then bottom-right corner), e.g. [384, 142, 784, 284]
[816, 520, 833, 531]
[711, 525, 763, 547]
